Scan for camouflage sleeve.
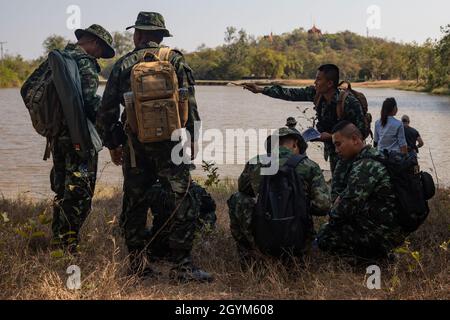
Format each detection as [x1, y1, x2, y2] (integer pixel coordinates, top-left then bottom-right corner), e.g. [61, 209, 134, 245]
[97, 60, 123, 149]
[262, 85, 316, 102]
[343, 95, 367, 138]
[306, 162, 331, 216]
[331, 159, 383, 222]
[331, 159, 351, 202]
[78, 57, 101, 122]
[238, 162, 256, 197]
[171, 52, 201, 142]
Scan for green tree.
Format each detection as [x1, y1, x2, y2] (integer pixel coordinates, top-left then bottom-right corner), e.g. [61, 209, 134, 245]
[42, 35, 68, 54]
[112, 31, 134, 57]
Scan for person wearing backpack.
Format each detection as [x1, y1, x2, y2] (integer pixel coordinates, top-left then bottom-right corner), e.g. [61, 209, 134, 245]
[227, 127, 331, 266]
[242, 64, 370, 174]
[97, 12, 211, 283]
[21, 24, 115, 253]
[317, 121, 408, 260]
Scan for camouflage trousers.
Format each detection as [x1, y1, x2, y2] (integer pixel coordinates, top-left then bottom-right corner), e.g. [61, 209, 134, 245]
[50, 135, 98, 246]
[316, 219, 406, 259]
[150, 181, 217, 232]
[227, 192, 257, 253]
[121, 135, 197, 264]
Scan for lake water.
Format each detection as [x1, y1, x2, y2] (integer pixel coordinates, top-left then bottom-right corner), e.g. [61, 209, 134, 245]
[1, 86, 449, 199]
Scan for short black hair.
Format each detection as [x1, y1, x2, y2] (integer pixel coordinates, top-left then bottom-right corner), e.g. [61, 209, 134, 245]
[279, 134, 308, 153]
[332, 120, 363, 139]
[318, 64, 340, 88]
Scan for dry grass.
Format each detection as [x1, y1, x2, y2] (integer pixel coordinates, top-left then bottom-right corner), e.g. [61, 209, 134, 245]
[0, 180, 448, 300]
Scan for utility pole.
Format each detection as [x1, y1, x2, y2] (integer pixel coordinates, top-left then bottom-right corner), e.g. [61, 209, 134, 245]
[0, 42, 7, 64]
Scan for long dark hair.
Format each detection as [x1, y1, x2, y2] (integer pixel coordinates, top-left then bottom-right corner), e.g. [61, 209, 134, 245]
[380, 97, 397, 127]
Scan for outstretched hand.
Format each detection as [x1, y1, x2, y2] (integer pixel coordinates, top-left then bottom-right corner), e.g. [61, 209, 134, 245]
[242, 83, 264, 94]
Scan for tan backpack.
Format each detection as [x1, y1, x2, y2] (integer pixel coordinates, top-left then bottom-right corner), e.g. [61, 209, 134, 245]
[128, 47, 189, 143]
[337, 81, 373, 139]
[313, 81, 373, 139]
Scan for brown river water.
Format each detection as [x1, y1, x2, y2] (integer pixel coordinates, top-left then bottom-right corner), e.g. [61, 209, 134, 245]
[1, 86, 449, 199]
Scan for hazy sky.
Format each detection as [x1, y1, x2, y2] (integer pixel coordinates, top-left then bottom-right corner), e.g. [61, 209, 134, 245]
[0, 0, 449, 59]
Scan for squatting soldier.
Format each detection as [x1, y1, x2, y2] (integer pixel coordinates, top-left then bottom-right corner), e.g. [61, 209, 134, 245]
[243, 64, 367, 173]
[316, 121, 407, 259]
[228, 128, 331, 265]
[51, 25, 115, 251]
[97, 12, 211, 282]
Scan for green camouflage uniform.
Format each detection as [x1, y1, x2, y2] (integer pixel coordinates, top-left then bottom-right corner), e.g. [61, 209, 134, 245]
[148, 181, 217, 259]
[51, 42, 103, 247]
[228, 146, 331, 255]
[97, 41, 201, 264]
[317, 146, 407, 258]
[263, 85, 367, 172]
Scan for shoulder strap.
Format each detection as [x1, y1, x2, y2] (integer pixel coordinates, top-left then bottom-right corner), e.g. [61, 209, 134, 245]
[157, 47, 172, 62]
[284, 154, 308, 169]
[337, 90, 349, 120]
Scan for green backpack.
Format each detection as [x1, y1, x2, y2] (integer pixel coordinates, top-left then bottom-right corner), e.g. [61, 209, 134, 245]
[20, 59, 63, 159]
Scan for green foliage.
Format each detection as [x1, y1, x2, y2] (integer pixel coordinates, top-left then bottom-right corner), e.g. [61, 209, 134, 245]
[112, 31, 134, 57]
[202, 161, 221, 187]
[183, 26, 449, 93]
[0, 26, 448, 93]
[0, 55, 40, 88]
[43, 35, 68, 54]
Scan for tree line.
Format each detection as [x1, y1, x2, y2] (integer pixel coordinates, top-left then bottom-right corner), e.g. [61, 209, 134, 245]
[0, 25, 448, 93]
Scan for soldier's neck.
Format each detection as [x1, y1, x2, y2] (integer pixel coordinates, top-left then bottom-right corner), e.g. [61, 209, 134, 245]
[323, 89, 336, 103]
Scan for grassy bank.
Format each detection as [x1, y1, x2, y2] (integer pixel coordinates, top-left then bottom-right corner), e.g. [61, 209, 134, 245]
[0, 180, 448, 300]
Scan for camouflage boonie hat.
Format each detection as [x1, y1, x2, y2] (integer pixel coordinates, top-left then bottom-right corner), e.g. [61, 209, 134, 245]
[286, 117, 298, 127]
[75, 24, 115, 59]
[126, 12, 173, 37]
[265, 127, 308, 154]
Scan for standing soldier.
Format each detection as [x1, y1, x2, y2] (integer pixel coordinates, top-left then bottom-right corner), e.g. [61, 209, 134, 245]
[97, 12, 212, 282]
[49, 25, 115, 252]
[243, 64, 368, 173]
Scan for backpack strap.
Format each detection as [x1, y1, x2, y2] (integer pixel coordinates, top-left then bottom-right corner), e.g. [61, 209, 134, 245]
[157, 47, 172, 62]
[313, 93, 322, 108]
[43, 138, 52, 161]
[284, 154, 308, 170]
[337, 90, 349, 120]
[141, 47, 171, 63]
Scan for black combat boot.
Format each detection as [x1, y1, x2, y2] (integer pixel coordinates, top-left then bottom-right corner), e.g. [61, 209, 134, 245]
[170, 251, 213, 283]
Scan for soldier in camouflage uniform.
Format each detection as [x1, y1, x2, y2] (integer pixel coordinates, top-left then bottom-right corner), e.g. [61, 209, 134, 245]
[316, 121, 407, 259]
[228, 128, 331, 264]
[51, 25, 115, 251]
[97, 12, 211, 282]
[243, 64, 367, 173]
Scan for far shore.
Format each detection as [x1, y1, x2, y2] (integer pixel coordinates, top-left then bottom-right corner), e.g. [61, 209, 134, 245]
[97, 78, 449, 95]
[2, 78, 448, 96]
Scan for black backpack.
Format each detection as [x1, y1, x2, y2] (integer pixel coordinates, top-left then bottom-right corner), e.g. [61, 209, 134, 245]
[252, 154, 313, 257]
[370, 151, 435, 233]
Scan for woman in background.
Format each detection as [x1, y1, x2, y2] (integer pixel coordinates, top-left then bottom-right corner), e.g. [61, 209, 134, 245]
[374, 97, 407, 154]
